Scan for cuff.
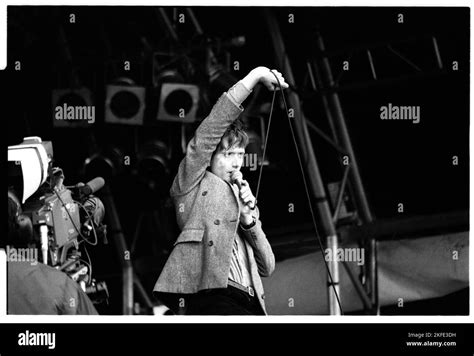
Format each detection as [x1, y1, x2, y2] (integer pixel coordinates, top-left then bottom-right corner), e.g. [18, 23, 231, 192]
[226, 81, 252, 109]
[240, 215, 257, 230]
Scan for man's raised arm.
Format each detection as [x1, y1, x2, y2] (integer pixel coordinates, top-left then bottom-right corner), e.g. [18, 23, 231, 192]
[170, 67, 288, 196]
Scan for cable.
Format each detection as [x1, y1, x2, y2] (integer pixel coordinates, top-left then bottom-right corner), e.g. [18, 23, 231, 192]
[254, 89, 276, 201]
[53, 189, 96, 287]
[82, 245, 93, 282]
[75, 199, 99, 246]
[257, 69, 344, 315]
[53, 188, 99, 247]
[53, 189, 87, 241]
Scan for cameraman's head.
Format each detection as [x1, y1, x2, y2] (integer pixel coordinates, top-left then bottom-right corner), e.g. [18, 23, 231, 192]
[5, 190, 33, 249]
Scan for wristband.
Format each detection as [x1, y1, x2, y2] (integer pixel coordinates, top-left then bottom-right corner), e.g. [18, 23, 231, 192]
[241, 215, 256, 229]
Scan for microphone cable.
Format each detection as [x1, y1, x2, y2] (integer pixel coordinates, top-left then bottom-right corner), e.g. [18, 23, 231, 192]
[253, 69, 344, 315]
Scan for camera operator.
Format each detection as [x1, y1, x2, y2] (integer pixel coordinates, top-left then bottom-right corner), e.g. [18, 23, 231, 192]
[4, 190, 98, 315]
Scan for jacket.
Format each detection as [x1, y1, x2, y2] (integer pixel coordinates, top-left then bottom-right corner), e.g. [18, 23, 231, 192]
[153, 92, 275, 314]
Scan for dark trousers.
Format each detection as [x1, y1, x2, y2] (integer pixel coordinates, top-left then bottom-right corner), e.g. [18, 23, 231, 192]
[185, 285, 265, 315]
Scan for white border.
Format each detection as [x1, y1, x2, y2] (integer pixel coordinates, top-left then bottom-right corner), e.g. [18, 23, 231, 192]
[1, 0, 472, 324]
[0, 249, 6, 316]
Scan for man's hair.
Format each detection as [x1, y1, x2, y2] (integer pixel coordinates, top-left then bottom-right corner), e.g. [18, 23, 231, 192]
[6, 191, 32, 248]
[215, 118, 249, 153]
[5, 194, 20, 248]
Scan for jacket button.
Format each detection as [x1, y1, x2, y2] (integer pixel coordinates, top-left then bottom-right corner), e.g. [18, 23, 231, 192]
[214, 219, 220, 225]
[202, 191, 208, 196]
[208, 240, 214, 246]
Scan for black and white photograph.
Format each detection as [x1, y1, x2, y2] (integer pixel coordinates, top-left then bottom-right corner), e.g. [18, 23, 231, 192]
[1, 3, 472, 352]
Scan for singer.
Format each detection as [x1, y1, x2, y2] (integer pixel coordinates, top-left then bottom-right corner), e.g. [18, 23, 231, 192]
[154, 66, 288, 315]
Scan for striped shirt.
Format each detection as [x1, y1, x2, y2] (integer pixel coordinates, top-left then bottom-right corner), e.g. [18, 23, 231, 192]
[228, 232, 253, 288]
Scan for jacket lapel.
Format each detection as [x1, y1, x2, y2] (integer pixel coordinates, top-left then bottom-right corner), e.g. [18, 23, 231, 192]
[205, 170, 241, 214]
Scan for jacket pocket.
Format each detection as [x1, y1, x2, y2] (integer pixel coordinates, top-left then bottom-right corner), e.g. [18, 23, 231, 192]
[174, 229, 205, 246]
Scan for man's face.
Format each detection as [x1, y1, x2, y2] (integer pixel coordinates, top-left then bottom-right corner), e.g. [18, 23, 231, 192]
[210, 142, 245, 183]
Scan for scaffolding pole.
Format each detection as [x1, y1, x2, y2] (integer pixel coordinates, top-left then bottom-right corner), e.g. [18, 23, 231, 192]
[263, 9, 341, 315]
[315, 32, 378, 314]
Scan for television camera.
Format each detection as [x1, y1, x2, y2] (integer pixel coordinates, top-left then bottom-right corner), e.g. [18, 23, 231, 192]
[8, 136, 109, 304]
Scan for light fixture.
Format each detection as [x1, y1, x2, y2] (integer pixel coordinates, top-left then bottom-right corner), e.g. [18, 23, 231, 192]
[52, 87, 94, 128]
[83, 145, 125, 181]
[156, 83, 199, 123]
[105, 78, 146, 126]
[136, 140, 171, 193]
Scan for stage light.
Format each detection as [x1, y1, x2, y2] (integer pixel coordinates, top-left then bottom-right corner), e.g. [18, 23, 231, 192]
[136, 140, 170, 193]
[156, 83, 199, 123]
[152, 68, 183, 87]
[83, 146, 125, 181]
[105, 78, 146, 126]
[52, 87, 94, 128]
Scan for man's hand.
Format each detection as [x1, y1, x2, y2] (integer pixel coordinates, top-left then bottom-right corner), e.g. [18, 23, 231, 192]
[240, 66, 289, 92]
[260, 69, 289, 91]
[235, 179, 256, 225]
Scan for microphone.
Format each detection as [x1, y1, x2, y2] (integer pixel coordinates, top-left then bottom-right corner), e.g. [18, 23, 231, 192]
[231, 171, 244, 189]
[231, 171, 256, 209]
[70, 177, 105, 199]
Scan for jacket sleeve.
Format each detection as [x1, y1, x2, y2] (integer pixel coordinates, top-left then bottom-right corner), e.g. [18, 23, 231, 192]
[239, 208, 275, 277]
[170, 93, 244, 197]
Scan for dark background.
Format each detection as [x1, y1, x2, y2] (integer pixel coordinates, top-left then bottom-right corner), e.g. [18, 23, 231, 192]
[5, 7, 470, 315]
